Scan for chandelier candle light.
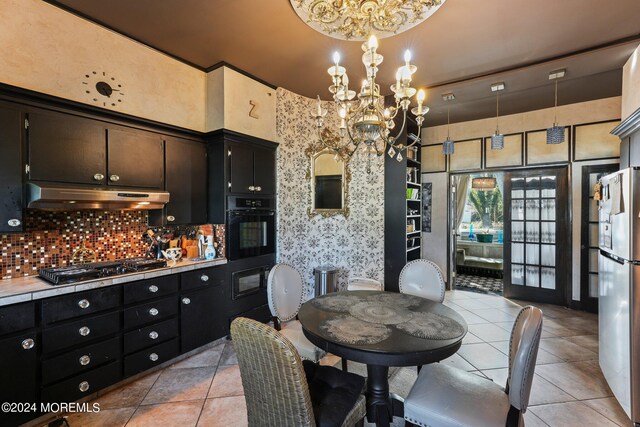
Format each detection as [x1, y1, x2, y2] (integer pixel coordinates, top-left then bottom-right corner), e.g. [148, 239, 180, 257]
[313, 34, 429, 171]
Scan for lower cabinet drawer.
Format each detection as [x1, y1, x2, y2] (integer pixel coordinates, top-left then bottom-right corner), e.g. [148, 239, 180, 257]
[124, 297, 178, 329]
[42, 336, 121, 385]
[124, 338, 179, 377]
[42, 286, 121, 324]
[0, 301, 35, 335]
[42, 311, 121, 354]
[41, 360, 122, 404]
[124, 318, 179, 355]
[124, 275, 179, 305]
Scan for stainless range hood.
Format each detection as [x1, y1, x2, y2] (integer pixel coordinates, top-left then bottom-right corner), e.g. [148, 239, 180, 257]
[27, 183, 170, 210]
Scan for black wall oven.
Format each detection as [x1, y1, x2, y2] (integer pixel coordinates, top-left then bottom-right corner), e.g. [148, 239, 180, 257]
[227, 197, 275, 260]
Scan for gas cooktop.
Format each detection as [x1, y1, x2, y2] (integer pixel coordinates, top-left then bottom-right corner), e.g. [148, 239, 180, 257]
[39, 258, 167, 285]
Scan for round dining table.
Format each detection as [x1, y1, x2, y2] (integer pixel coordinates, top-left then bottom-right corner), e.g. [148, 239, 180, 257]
[298, 290, 468, 427]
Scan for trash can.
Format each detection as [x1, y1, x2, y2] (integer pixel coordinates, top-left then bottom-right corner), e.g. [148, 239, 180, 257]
[314, 265, 338, 296]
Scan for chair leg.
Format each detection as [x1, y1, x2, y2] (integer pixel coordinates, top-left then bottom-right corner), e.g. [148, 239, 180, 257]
[354, 418, 364, 427]
[416, 365, 421, 374]
[342, 358, 348, 372]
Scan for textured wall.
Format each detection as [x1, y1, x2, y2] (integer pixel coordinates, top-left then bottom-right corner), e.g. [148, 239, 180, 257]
[0, 0, 206, 131]
[622, 45, 640, 121]
[275, 88, 384, 299]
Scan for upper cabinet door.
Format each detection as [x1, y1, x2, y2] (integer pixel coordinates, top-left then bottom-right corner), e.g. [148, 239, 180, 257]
[228, 142, 255, 194]
[0, 104, 24, 233]
[253, 146, 276, 195]
[28, 111, 106, 185]
[164, 138, 207, 225]
[107, 127, 164, 189]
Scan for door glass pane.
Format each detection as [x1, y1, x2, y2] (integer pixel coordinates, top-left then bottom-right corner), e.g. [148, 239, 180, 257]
[512, 200, 525, 220]
[526, 222, 539, 242]
[512, 243, 524, 263]
[526, 266, 539, 287]
[526, 177, 540, 198]
[541, 199, 556, 221]
[589, 198, 599, 221]
[526, 200, 540, 220]
[512, 221, 524, 242]
[512, 264, 524, 285]
[589, 273, 599, 298]
[541, 267, 556, 289]
[590, 249, 599, 273]
[541, 176, 557, 197]
[511, 177, 525, 199]
[526, 244, 540, 264]
[541, 244, 555, 266]
[541, 222, 556, 243]
[589, 223, 599, 247]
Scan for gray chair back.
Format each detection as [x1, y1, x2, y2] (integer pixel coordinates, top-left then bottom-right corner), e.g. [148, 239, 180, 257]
[267, 263, 305, 322]
[399, 259, 446, 303]
[231, 317, 315, 427]
[507, 306, 543, 412]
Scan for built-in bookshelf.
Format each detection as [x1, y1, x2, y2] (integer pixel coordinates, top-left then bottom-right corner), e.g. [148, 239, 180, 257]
[384, 114, 421, 292]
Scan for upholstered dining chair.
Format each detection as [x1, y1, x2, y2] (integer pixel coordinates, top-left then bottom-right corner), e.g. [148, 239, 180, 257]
[404, 306, 544, 427]
[231, 317, 367, 427]
[399, 259, 446, 303]
[346, 277, 383, 291]
[267, 263, 326, 363]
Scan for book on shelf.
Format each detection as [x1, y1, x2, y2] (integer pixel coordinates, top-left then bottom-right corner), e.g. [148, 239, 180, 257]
[406, 188, 421, 200]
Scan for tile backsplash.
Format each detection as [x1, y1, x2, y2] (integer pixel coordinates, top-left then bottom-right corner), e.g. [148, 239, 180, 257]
[0, 210, 224, 279]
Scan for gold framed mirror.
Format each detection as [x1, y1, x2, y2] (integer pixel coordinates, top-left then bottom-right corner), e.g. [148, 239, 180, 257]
[306, 146, 350, 218]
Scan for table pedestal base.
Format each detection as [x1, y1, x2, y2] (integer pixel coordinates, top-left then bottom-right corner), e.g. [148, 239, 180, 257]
[366, 365, 405, 427]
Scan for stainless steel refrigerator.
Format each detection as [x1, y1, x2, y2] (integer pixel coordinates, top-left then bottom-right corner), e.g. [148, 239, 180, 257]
[599, 167, 640, 425]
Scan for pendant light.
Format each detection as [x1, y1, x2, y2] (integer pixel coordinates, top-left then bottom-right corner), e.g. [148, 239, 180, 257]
[547, 69, 566, 144]
[491, 83, 505, 150]
[442, 92, 455, 155]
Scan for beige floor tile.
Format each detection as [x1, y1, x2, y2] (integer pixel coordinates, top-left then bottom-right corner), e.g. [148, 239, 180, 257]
[468, 323, 512, 342]
[475, 297, 522, 309]
[536, 361, 612, 400]
[440, 353, 477, 371]
[566, 335, 599, 353]
[481, 368, 575, 406]
[530, 401, 619, 427]
[542, 318, 585, 337]
[219, 342, 238, 365]
[457, 342, 509, 370]
[489, 340, 563, 365]
[473, 308, 517, 323]
[142, 367, 216, 405]
[208, 364, 244, 398]
[445, 290, 476, 301]
[169, 343, 225, 369]
[93, 371, 161, 409]
[127, 400, 204, 427]
[455, 309, 490, 325]
[462, 331, 483, 344]
[560, 316, 598, 333]
[453, 298, 492, 310]
[65, 407, 135, 427]
[539, 337, 598, 362]
[198, 396, 248, 427]
[493, 320, 515, 332]
[583, 397, 633, 427]
[523, 410, 550, 427]
[498, 306, 525, 316]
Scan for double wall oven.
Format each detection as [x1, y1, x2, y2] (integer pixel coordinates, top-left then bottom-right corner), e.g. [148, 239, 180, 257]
[227, 196, 275, 304]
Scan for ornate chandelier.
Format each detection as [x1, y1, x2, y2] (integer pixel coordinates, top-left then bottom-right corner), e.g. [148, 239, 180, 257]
[290, 0, 445, 40]
[313, 34, 428, 168]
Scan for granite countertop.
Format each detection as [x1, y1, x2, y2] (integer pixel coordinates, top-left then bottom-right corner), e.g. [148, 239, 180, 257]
[0, 257, 228, 307]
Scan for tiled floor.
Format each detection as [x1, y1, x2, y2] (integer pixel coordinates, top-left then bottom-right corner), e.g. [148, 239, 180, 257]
[61, 290, 631, 427]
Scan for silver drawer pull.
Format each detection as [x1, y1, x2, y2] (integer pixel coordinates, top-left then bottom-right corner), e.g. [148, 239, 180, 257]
[93, 173, 104, 181]
[78, 381, 90, 392]
[200, 274, 209, 282]
[149, 331, 159, 340]
[109, 174, 120, 182]
[79, 326, 91, 336]
[149, 353, 159, 362]
[255, 186, 262, 192]
[79, 355, 91, 366]
[249, 185, 255, 191]
[148, 285, 159, 293]
[167, 215, 175, 222]
[149, 308, 159, 316]
[182, 297, 191, 305]
[78, 299, 90, 309]
[22, 338, 35, 350]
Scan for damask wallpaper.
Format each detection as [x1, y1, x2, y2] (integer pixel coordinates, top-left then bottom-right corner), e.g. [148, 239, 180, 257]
[275, 88, 385, 299]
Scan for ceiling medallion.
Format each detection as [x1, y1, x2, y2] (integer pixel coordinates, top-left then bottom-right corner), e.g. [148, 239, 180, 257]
[291, 0, 445, 40]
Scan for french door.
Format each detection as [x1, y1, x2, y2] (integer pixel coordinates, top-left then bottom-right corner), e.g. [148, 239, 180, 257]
[580, 163, 618, 312]
[503, 167, 569, 304]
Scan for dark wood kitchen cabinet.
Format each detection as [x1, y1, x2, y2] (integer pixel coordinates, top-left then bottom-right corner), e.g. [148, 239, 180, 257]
[228, 141, 276, 195]
[0, 103, 25, 233]
[149, 137, 207, 226]
[28, 110, 107, 185]
[0, 302, 38, 427]
[106, 127, 164, 189]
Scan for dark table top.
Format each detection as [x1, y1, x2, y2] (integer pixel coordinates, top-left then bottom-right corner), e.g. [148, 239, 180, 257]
[298, 291, 468, 367]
